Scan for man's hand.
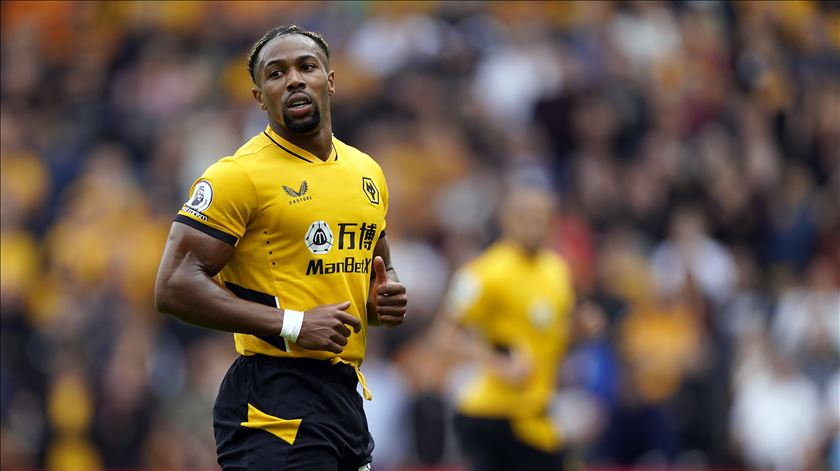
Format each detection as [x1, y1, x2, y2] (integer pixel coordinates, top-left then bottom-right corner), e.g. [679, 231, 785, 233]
[368, 256, 407, 327]
[491, 349, 532, 385]
[296, 301, 361, 354]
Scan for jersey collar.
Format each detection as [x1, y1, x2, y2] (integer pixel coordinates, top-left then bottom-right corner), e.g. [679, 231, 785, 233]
[499, 239, 543, 263]
[263, 125, 338, 164]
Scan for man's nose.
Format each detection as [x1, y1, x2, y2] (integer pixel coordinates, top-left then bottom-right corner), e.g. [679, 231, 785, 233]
[286, 68, 305, 90]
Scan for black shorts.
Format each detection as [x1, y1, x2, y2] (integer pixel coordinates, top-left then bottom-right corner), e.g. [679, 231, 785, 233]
[213, 355, 374, 471]
[453, 413, 565, 471]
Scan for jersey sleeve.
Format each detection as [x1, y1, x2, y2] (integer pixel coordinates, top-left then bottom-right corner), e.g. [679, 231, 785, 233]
[175, 159, 256, 245]
[555, 258, 576, 316]
[444, 266, 492, 326]
[376, 161, 389, 233]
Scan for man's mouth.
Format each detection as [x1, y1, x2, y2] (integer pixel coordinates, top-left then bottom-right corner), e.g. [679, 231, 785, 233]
[286, 93, 313, 112]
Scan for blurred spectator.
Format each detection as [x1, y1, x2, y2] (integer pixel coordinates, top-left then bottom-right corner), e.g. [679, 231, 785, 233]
[771, 256, 840, 388]
[650, 206, 736, 306]
[825, 371, 840, 469]
[731, 339, 822, 471]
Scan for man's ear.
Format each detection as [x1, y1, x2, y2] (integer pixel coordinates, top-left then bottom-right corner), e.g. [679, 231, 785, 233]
[328, 70, 335, 96]
[252, 87, 267, 110]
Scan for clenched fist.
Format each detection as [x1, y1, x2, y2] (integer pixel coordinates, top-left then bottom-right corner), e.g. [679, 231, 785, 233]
[295, 301, 361, 354]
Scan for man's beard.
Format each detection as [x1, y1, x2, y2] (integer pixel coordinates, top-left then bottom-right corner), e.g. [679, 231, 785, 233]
[283, 106, 321, 134]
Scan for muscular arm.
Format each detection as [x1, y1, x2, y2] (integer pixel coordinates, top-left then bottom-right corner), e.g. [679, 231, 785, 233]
[428, 315, 531, 384]
[155, 222, 360, 353]
[155, 222, 284, 334]
[367, 234, 408, 327]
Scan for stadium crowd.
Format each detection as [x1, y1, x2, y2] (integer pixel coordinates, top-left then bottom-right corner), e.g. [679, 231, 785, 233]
[1, 1, 838, 470]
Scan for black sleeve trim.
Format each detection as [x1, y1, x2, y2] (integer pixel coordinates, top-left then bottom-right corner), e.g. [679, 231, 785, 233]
[224, 282, 287, 352]
[174, 215, 238, 246]
[378, 230, 386, 240]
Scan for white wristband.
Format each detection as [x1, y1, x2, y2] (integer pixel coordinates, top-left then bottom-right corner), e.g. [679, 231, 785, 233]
[280, 309, 304, 343]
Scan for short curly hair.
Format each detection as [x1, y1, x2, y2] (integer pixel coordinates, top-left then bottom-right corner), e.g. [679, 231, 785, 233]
[247, 25, 330, 84]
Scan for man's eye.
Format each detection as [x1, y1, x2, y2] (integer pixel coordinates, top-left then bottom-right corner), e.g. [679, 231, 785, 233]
[269, 70, 282, 78]
[301, 64, 316, 71]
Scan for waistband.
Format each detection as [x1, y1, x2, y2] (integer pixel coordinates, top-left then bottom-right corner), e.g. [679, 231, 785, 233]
[330, 357, 372, 401]
[244, 355, 372, 400]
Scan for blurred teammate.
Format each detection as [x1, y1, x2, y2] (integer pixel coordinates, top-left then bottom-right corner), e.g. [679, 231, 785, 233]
[154, 25, 407, 471]
[435, 182, 601, 470]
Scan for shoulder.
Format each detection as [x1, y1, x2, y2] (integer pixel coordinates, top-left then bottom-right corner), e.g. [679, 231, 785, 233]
[540, 249, 569, 270]
[461, 243, 511, 283]
[201, 156, 250, 184]
[540, 250, 572, 278]
[334, 137, 383, 172]
[203, 133, 274, 180]
[227, 133, 274, 166]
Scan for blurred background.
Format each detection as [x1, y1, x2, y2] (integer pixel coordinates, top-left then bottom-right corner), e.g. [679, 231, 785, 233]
[1, 1, 839, 470]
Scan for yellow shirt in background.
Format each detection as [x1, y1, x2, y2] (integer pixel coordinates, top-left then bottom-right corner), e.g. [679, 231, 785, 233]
[445, 241, 575, 451]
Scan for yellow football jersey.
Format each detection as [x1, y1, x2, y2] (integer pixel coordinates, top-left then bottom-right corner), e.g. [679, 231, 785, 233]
[446, 241, 575, 451]
[176, 126, 388, 368]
